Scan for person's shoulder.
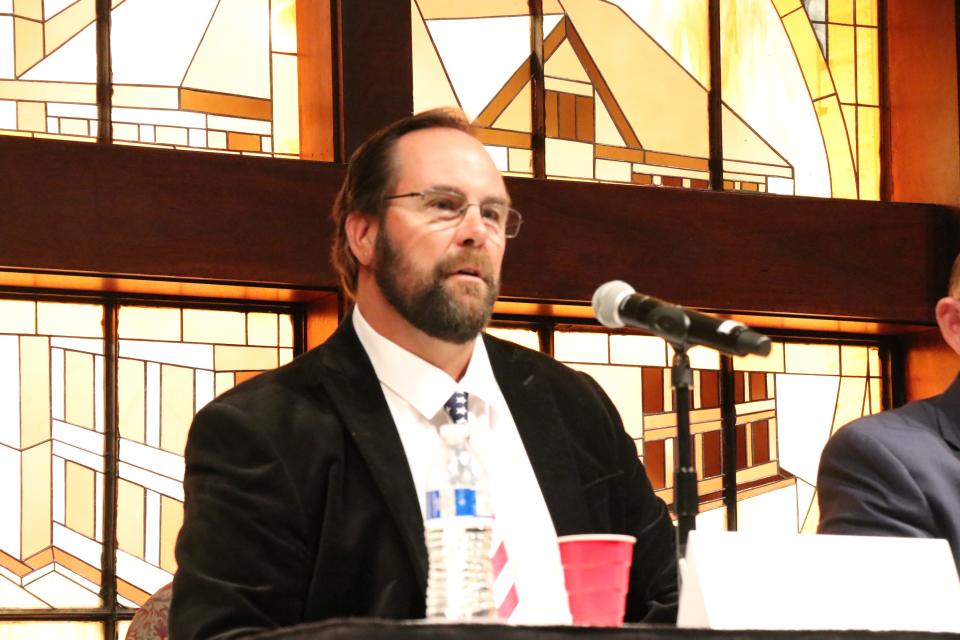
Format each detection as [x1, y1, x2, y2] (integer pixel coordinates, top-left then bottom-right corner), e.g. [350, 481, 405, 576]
[827, 394, 942, 455]
[483, 332, 592, 385]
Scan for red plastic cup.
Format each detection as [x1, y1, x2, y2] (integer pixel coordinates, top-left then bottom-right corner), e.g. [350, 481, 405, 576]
[557, 534, 636, 627]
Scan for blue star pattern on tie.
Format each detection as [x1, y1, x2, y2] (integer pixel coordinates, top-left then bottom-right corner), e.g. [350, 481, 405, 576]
[444, 391, 469, 424]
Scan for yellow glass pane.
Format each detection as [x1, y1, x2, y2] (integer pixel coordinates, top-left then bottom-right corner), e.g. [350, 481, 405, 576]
[545, 137, 593, 178]
[0, 80, 96, 104]
[118, 358, 146, 443]
[782, 9, 832, 100]
[118, 306, 181, 341]
[484, 327, 540, 351]
[827, 24, 855, 104]
[182, 0, 270, 100]
[160, 496, 184, 573]
[565, 362, 644, 439]
[868, 346, 881, 377]
[814, 95, 858, 198]
[594, 97, 625, 147]
[857, 105, 880, 200]
[272, 51, 299, 155]
[0, 300, 35, 334]
[545, 39, 590, 83]
[37, 302, 103, 338]
[160, 365, 193, 454]
[279, 315, 294, 348]
[832, 376, 866, 432]
[118, 621, 132, 639]
[507, 147, 532, 173]
[0, 622, 104, 639]
[214, 345, 279, 371]
[247, 312, 279, 347]
[594, 158, 631, 182]
[869, 377, 882, 413]
[117, 479, 145, 558]
[65, 350, 95, 429]
[840, 345, 867, 376]
[44, 0, 94, 55]
[416, 0, 528, 18]
[553, 331, 608, 364]
[21, 441, 51, 557]
[734, 342, 784, 372]
[411, 0, 461, 114]
[14, 16, 43, 77]
[772, 0, 801, 16]
[609, 334, 666, 367]
[856, 26, 878, 105]
[16, 101, 44, 132]
[183, 309, 246, 345]
[668, 343, 721, 370]
[784, 343, 840, 375]
[828, 0, 854, 24]
[492, 81, 531, 133]
[215, 371, 235, 396]
[20, 336, 50, 447]
[65, 461, 95, 538]
[112, 84, 179, 108]
[855, 0, 877, 26]
[271, 0, 297, 53]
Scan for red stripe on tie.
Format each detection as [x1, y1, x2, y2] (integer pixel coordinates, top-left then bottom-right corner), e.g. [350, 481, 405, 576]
[491, 542, 508, 575]
[499, 584, 519, 620]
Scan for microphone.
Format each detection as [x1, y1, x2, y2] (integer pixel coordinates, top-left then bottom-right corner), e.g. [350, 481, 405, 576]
[592, 280, 772, 357]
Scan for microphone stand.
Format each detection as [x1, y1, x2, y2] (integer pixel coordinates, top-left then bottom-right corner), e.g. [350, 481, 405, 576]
[646, 305, 698, 560]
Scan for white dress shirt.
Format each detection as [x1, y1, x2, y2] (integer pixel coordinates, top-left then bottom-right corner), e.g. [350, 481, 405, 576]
[352, 307, 571, 625]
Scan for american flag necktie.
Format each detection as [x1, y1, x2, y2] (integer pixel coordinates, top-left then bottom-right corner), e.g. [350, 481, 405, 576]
[442, 391, 518, 621]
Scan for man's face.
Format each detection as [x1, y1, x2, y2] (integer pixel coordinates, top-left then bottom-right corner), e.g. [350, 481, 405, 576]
[371, 127, 508, 344]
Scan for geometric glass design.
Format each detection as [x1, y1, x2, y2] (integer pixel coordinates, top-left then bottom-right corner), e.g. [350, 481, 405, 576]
[550, 327, 885, 534]
[412, 0, 534, 176]
[0, 1, 99, 143]
[114, 304, 295, 608]
[721, 0, 879, 199]
[1, 0, 301, 158]
[732, 340, 884, 534]
[0, 299, 105, 608]
[412, 0, 879, 199]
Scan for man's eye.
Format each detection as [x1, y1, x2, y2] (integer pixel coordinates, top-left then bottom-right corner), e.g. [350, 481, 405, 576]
[424, 194, 462, 212]
[480, 206, 503, 224]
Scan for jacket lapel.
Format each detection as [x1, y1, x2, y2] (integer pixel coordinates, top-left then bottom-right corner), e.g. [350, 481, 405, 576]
[485, 335, 592, 536]
[934, 374, 960, 451]
[313, 318, 428, 590]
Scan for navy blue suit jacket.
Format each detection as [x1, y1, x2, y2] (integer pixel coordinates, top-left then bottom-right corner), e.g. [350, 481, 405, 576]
[817, 375, 960, 573]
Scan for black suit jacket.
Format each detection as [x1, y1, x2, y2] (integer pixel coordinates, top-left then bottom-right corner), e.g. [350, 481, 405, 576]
[170, 318, 678, 640]
[817, 375, 960, 573]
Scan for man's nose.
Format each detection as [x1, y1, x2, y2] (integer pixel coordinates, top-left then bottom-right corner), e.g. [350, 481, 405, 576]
[454, 204, 491, 244]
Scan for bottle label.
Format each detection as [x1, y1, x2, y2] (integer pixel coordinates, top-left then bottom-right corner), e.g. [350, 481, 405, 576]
[454, 488, 477, 516]
[426, 490, 441, 519]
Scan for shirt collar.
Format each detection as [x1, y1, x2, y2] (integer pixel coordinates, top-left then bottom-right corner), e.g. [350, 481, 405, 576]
[352, 306, 500, 421]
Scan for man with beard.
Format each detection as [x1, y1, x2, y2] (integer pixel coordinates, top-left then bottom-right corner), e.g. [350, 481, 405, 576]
[170, 109, 677, 640]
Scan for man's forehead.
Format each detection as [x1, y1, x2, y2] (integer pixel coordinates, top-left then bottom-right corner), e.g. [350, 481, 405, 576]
[392, 127, 508, 193]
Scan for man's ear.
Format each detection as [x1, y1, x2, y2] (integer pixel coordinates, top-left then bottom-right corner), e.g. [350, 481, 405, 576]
[345, 211, 377, 267]
[935, 296, 960, 356]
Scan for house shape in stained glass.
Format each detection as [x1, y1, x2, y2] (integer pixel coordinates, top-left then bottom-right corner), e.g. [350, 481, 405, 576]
[415, 0, 793, 190]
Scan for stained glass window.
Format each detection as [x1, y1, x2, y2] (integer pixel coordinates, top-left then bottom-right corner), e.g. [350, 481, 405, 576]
[412, 0, 533, 176]
[549, 327, 884, 533]
[0, 299, 105, 609]
[0, 0, 301, 157]
[114, 304, 294, 607]
[412, 0, 880, 199]
[721, 0, 879, 198]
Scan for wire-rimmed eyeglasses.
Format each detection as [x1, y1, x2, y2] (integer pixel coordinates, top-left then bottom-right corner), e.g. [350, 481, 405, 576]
[384, 188, 523, 239]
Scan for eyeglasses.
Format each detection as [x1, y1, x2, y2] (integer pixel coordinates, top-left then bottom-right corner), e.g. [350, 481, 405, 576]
[384, 188, 523, 239]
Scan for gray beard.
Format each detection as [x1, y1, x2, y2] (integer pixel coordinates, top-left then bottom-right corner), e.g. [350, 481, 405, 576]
[373, 229, 498, 344]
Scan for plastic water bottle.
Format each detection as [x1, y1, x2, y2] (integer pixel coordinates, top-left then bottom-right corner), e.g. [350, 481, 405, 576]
[424, 422, 497, 621]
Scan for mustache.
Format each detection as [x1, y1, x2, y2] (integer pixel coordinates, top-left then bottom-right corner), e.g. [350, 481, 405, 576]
[435, 250, 496, 286]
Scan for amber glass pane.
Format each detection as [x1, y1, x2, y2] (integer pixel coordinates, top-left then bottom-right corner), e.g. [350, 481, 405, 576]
[412, 0, 533, 176]
[103, 0, 300, 157]
[0, 0, 97, 143]
[115, 303, 297, 609]
[0, 300, 104, 609]
[720, 0, 878, 199]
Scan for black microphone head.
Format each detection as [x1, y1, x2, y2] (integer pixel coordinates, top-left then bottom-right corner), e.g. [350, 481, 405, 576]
[592, 280, 635, 328]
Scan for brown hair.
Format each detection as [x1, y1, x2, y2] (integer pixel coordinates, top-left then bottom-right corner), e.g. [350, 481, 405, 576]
[330, 108, 472, 298]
